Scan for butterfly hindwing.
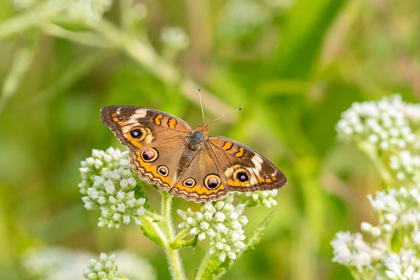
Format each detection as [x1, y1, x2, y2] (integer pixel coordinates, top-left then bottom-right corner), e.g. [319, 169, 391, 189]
[171, 148, 230, 202]
[206, 136, 287, 192]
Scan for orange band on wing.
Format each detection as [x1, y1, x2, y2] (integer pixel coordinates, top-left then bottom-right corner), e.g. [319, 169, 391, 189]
[234, 147, 244, 157]
[222, 142, 233, 150]
[174, 183, 225, 195]
[155, 114, 163, 125]
[168, 118, 177, 129]
[132, 152, 172, 186]
[126, 134, 142, 148]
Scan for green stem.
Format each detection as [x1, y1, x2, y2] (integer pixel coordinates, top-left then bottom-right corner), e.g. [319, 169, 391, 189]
[0, 2, 64, 39]
[172, 229, 190, 244]
[161, 192, 185, 280]
[194, 250, 211, 280]
[40, 23, 111, 48]
[358, 143, 394, 187]
[143, 209, 164, 222]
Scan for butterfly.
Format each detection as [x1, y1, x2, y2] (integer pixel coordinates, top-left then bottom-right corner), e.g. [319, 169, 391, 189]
[100, 105, 287, 202]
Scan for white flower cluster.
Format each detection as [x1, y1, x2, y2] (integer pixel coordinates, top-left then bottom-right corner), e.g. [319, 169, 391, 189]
[385, 249, 420, 279]
[22, 246, 92, 280]
[14, 0, 113, 25]
[161, 27, 190, 52]
[390, 151, 420, 183]
[79, 148, 146, 228]
[332, 187, 420, 277]
[177, 195, 248, 262]
[79, 148, 128, 194]
[61, 0, 113, 25]
[364, 187, 420, 237]
[82, 168, 146, 228]
[83, 253, 124, 280]
[331, 231, 386, 272]
[235, 190, 278, 208]
[336, 95, 417, 151]
[22, 246, 156, 280]
[216, 0, 271, 41]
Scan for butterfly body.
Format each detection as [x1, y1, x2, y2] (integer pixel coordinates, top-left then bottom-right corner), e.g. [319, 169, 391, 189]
[101, 106, 287, 202]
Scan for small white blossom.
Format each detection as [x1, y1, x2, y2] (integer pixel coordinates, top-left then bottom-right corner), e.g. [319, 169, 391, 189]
[79, 148, 146, 228]
[22, 246, 155, 280]
[83, 253, 123, 280]
[336, 95, 417, 151]
[177, 195, 248, 261]
[235, 190, 278, 208]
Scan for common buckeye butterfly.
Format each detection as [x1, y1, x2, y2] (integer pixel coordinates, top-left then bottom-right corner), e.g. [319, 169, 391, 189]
[100, 105, 287, 202]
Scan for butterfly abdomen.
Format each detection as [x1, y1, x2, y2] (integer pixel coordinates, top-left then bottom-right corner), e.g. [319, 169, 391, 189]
[175, 129, 207, 178]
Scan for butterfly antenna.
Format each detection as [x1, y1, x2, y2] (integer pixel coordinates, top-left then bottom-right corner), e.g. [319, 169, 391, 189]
[198, 88, 206, 124]
[207, 107, 242, 125]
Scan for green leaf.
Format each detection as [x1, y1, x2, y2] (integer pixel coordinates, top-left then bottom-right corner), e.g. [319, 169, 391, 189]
[140, 217, 166, 247]
[241, 209, 278, 255]
[170, 236, 198, 250]
[0, 33, 37, 115]
[195, 253, 228, 280]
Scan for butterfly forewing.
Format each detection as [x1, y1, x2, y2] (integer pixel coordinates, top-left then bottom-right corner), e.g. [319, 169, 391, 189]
[101, 106, 191, 151]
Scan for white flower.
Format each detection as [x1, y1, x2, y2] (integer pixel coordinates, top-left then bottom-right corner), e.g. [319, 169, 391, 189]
[22, 246, 156, 280]
[178, 195, 248, 261]
[235, 190, 278, 208]
[80, 148, 146, 228]
[336, 95, 417, 151]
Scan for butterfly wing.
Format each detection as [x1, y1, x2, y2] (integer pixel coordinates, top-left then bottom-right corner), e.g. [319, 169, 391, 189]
[100, 106, 191, 192]
[170, 147, 230, 202]
[206, 136, 287, 192]
[101, 106, 191, 150]
[170, 136, 287, 202]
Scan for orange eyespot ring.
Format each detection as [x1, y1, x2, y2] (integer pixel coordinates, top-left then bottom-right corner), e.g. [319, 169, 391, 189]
[182, 178, 196, 187]
[141, 148, 159, 162]
[204, 174, 221, 190]
[157, 165, 169, 176]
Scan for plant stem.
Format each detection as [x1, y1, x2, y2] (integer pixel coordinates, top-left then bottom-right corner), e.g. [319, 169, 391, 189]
[172, 229, 190, 244]
[161, 192, 185, 280]
[0, 2, 64, 39]
[194, 250, 211, 280]
[143, 209, 164, 222]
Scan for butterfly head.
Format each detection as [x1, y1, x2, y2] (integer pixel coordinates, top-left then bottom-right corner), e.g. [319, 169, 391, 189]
[197, 124, 209, 134]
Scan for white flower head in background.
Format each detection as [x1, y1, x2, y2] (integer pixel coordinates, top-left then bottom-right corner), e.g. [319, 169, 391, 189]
[66, 0, 113, 25]
[161, 27, 190, 52]
[331, 231, 376, 272]
[336, 95, 417, 151]
[22, 246, 156, 280]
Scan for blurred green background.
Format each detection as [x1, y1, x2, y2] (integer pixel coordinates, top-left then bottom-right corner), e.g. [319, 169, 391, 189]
[0, 0, 419, 279]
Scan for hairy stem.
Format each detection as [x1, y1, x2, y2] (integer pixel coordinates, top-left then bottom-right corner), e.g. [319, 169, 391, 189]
[143, 209, 164, 222]
[194, 250, 211, 280]
[161, 192, 185, 280]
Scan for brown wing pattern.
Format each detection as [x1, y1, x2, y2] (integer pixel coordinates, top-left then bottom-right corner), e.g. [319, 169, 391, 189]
[170, 148, 230, 202]
[101, 106, 286, 202]
[207, 136, 287, 192]
[100, 106, 191, 151]
[101, 106, 191, 193]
